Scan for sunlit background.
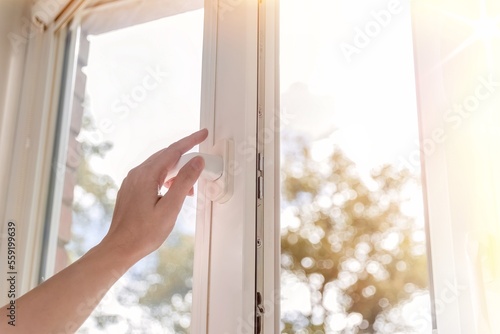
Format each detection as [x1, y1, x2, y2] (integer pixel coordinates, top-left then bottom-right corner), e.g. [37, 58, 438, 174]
[53, 0, 500, 333]
[280, 0, 431, 333]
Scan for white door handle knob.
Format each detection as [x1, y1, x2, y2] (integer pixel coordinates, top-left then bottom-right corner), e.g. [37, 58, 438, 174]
[161, 139, 233, 203]
[164, 153, 223, 182]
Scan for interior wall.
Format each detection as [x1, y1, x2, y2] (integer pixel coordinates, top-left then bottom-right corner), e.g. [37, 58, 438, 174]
[0, 0, 32, 222]
[0, 0, 33, 308]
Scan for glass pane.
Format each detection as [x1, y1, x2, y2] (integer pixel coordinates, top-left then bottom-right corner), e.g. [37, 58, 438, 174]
[53, 8, 204, 334]
[279, 0, 432, 333]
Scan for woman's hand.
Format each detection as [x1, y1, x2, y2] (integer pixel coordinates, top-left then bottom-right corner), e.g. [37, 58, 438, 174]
[102, 128, 208, 263]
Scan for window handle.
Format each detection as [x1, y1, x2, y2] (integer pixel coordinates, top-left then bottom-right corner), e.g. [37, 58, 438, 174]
[165, 153, 223, 182]
[163, 139, 233, 203]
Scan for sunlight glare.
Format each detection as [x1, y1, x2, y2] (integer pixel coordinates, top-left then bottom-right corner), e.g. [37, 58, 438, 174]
[472, 16, 500, 40]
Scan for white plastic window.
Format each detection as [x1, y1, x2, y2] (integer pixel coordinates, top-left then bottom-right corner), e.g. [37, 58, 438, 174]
[41, 1, 264, 333]
[6, 0, 499, 333]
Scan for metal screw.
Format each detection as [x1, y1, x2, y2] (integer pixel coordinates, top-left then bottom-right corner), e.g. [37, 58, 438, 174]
[256, 238, 262, 248]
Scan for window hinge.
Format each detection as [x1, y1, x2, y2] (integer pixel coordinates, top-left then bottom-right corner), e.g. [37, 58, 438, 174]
[257, 153, 264, 199]
[258, 153, 264, 171]
[257, 176, 264, 199]
[255, 292, 265, 334]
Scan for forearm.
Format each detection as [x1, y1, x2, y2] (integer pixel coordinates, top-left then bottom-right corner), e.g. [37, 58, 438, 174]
[1, 240, 134, 333]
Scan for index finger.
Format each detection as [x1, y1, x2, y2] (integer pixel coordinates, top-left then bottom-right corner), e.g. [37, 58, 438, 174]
[144, 128, 209, 183]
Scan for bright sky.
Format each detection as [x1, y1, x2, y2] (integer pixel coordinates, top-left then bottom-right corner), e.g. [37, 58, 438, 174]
[82, 9, 204, 187]
[81, 10, 205, 234]
[280, 0, 419, 175]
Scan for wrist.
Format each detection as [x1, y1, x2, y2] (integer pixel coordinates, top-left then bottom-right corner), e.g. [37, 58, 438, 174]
[88, 237, 140, 274]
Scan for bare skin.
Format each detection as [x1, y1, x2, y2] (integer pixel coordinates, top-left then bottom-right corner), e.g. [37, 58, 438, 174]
[0, 129, 208, 333]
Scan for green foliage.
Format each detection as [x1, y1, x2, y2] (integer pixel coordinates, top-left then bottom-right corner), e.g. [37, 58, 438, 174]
[140, 234, 195, 307]
[140, 233, 195, 334]
[73, 112, 117, 218]
[72, 112, 428, 332]
[72, 111, 195, 333]
[281, 137, 428, 333]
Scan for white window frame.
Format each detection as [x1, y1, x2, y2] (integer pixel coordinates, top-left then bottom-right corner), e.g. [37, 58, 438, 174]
[12, 0, 495, 333]
[1, 3, 72, 296]
[192, 0, 280, 332]
[412, 1, 499, 333]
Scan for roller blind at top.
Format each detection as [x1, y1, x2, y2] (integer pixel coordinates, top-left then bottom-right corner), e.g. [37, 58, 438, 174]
[32, 0, 74, 26]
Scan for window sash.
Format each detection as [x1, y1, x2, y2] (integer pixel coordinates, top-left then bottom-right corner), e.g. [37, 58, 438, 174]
[193, 0, 261, 332]
[412, 0, 500, 332]
[1, 9, 69, 296]
[40, 23, 82, 281]
[13, 0, 276, 332]
[259, 0, 280, 332]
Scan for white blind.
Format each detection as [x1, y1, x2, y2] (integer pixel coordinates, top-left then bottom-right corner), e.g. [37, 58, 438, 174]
[32, 0, 73, 26]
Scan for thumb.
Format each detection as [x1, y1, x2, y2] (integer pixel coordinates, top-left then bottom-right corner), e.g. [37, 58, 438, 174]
[157, 156, 205, 217]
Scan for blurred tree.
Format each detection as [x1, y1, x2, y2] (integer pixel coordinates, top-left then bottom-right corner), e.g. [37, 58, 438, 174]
[280, 134, 429, 333]
[72, 112, 429, 333]
[140, 233, 195, 334]
[69, 112, 117, 258]
[72, 111, 195, 333]
[140, 234, 194, 307]
[73, 113, 116, 221]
